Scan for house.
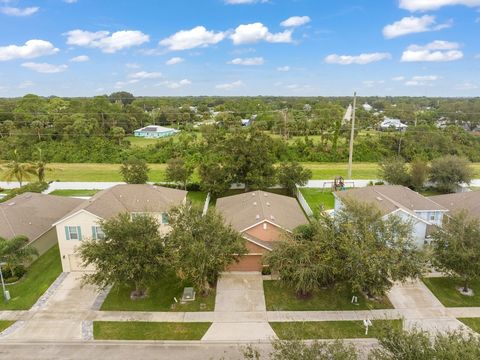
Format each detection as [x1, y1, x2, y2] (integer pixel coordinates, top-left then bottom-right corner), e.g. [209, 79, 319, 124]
[134, 125, 179, 138]
[430, 191, 480, 221]
[379, 117, 408, 131]
[216, 190, 309, 272]
[334, 185, 448, 245]
[53, 184, 187, 272]
[0, 193, 83, 256]
[362, 103, 373, 112]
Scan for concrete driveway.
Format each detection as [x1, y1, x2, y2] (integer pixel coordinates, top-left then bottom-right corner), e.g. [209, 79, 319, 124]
[202, 272, 277, 341]
[4, 272, 99, 341]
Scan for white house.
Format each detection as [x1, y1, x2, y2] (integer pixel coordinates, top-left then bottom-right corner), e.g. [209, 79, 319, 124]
[53, 184, 187, 272]
[134, 125, 179, 138]
[334, 185, 448, 246]
[362, 103, 373, 112]
[379, 117, 408, 131]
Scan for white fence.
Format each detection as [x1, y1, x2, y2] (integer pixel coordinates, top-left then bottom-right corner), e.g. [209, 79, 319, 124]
[295, 185, 314, 217]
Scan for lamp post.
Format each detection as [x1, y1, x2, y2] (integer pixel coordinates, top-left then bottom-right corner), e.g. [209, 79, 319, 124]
[0, 262, 10, 302]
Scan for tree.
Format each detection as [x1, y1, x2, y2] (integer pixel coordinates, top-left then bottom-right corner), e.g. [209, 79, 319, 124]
[108, 91, 135, 106]
[165, 204, 246, 295]
[277, 162, 312, 196]
[409, 159, 429, 190]
[335, 200, 426, 298]
[0, 235, 38, 278]
[431, 211, 480, 293]
[78, 213, 166, 298]
[378, 157, 410, 186]
[30, 148, 50, 183]
[165, 157, 193, 190]
[429, 155, 473, 193]
[1, 149, 36, 186]
[111, 126, 125, 145]
[120, 156, 149, 184]
[198, 153, 232, 198]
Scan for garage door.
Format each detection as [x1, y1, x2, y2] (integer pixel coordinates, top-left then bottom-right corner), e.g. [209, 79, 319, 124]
[68, 255, 84, 272]
[228, 255, 263, 272]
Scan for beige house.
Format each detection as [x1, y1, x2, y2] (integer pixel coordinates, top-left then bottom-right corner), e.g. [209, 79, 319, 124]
[0, 193, 83, 255]
[430, 191, 480, 221]
[53, 184, 187, 272]
[216, 190, 309, 272]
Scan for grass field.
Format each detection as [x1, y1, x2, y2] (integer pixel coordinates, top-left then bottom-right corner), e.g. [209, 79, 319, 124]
[0, 245, 62, 310]
[93, 321, 211, 340]
[49, 189, 99, 197]
[458, 318, 480, 333]
[299, 188, 335, 214]
[0, 321, 15, 332]
[263, 280, 393, 311]
[270, 320, 402, 339]
[100, 271, 215, 312]
[423, 277, 480, 307]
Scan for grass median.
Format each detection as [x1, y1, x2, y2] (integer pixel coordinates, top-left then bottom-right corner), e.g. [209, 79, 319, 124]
[423, 277, 480, 307]
[0, 321, 15, 332]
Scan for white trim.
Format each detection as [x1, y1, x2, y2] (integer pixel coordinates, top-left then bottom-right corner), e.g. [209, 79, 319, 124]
[242, 235, 273, 252]
[387, 208, 431, 225]
[241, 219, 292, 234]
[52, 209, 103, 226]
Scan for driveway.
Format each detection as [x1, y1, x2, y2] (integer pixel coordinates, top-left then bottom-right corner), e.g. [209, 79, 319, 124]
[4, 272, 99, 341]
[202, 272, 277, 341]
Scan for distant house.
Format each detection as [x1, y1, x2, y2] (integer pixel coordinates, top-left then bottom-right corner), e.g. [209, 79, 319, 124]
[216, 190, 309, 272]
[134, 125, 179, 138]
[53, 184, 187, 272]
[0, 193, 83, 256]
[334, 185, 448, 245]
[363, 103, 373, 112]
[379, 117, 408, 131]
[430, 191, 480, 221]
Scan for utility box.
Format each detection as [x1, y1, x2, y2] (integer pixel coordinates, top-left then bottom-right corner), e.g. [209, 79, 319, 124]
[181, 287, 195, 303]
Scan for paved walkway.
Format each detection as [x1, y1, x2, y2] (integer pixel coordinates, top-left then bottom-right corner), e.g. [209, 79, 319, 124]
[202, 272, 277, 341]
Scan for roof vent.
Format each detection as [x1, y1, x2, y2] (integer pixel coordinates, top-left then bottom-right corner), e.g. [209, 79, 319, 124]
[266, 202, 271, 207]
[264, 193, 268, 197]
[376, 197, 383, 201]
[270, 215, 275, 220]
[253, 202, 257, 206]
[7, 202, 15, 206]
[256, 214, 260, 220]
[252, 193, 256, 197]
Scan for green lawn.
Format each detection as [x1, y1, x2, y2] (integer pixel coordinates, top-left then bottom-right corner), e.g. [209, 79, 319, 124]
[299, 188, 335, 214]
[264, 280, 393, 311]
[271, 320, 402, 340]
[93, 321, 211, 340]
[49, 189, 99, 197]
[458, 318, 480, 333]
[100, 271, 215, 312]
[423, 277, 480, 307]
[187, 191, 208, 206]
[0, 245, 62, 310]
[0, 321, 15, 332]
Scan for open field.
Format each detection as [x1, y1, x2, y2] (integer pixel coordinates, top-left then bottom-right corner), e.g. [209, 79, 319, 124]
[93, 321, 211, 340]
[270, 320, 402, 339]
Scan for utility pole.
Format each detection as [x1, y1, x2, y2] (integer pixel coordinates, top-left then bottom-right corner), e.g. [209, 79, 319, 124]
[347, 92, 357, 180]
[283, 108, 288, 140]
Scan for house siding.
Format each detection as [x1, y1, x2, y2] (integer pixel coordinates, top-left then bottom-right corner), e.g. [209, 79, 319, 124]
[245, 222, 285, 242]
[29, 227, 58, 257]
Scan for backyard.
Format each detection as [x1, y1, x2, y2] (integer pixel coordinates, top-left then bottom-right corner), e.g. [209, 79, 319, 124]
[299, 188, 335, 215]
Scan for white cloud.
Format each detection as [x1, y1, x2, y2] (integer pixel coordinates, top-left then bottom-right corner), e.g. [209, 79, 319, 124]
[224, 0, 268, 4]
[63, 0, 78, 3]
[160, 79, 192, 89]
[383, 15, 452, 39]
[228, 57, 264, 65]
[392, 76, 405, 81]
[0, 40, 58, 61]
[280, 16, 311, 28]
[215, 80, 244, 90]
[0, 6, 39, 16]
[70, 55, 89, 62]
[405, 75, 439, 86]
[18, 80, 34, 89]
[128, 71, 162, 80]
[277, 66, 290, 72]
[166, 57, 184, 65]
[65, 29, 149, 53]
[126, 63, 141, 69]
[455, 81, 478, 90]
[230, 23, 292, 45]
[401, 40, 463, 62]
[475, 54, 480, 59]
[399, 0, 480, 11]
[363, 80, 385, 87]
[325, 52, 391, 65]
[21, 62, 68, 73]
[159, 26, 226, 51]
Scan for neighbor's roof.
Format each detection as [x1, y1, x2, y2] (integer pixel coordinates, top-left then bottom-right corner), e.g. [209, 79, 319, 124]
[430, 191, 480, 220]
[335, 185, 447, 217]
[216, 190, 308, 232]
[0, 192, 83, 242]
[59, 184, 187, 222]
[135, 125, 178, 133]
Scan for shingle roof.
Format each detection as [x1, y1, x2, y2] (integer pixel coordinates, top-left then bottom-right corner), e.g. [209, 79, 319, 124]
[61, 184, 187, 221]
[335, 185, 447, 217]
[430, 191, 480, 220]
[216, 190, 308, 232]
[0, 193, 83, 242]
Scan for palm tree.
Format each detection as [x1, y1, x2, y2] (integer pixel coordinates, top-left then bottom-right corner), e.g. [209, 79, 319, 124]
[30, 148, 51, 183]
[0, 235, 38, 278]
[1, 150, 36, 186]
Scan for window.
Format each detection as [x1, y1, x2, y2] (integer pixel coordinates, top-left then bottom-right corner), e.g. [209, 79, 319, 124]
[161, 213, 169, 224]
[131, 212, 147, 220]
[429, 212, 436, 221]
[92, 226, 105, 240]
[65, 226, 82, 241]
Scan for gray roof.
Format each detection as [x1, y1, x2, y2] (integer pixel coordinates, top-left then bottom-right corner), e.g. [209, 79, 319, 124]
[0, 193, 83, 242]
[335, 185, 447, 217]
[216, 190, 308, 232]
[61, 184, 187, 221]
[430, 191, 480, 220]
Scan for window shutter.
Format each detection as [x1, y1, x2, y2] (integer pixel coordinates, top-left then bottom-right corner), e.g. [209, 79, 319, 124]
[77, 226, 82, 240]
[65, 226, 70, 240]
[162, 213, 169, 224]
[92, 226, 97, 240]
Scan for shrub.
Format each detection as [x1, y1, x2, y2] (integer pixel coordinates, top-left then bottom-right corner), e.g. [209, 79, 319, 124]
[0, 182, 49, 203]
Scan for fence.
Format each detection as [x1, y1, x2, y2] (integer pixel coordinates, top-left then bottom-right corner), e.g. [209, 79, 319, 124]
[295, 185, 314, 217]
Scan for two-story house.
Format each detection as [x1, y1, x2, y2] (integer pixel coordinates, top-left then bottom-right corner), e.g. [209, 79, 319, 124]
[53, 184, 187, 272]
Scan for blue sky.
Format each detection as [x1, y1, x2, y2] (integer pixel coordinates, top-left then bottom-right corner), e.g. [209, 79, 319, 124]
[0, 0, 479, 97]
